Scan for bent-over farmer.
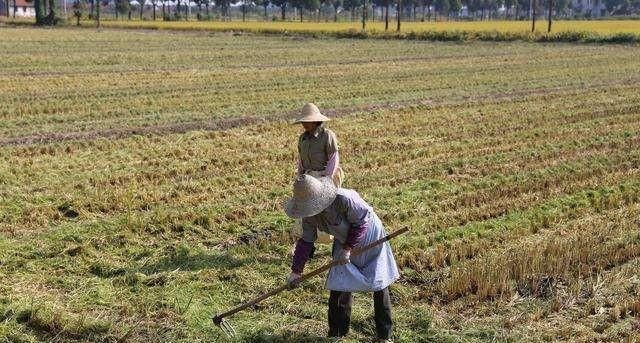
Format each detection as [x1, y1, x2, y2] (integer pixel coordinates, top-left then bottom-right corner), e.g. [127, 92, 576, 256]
[291, 103, 344, 245]
[284, 175, 399, 343]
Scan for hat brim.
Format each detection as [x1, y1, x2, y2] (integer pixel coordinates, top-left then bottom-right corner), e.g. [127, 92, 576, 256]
[294, 113, 331, 123]
[284, 177, 337, 218]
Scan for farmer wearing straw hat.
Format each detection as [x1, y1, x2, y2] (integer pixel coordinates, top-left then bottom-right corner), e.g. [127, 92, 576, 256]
[284, 175, 399, 343]
[295, 103, 343, 187]
[291, 103, 344, 245]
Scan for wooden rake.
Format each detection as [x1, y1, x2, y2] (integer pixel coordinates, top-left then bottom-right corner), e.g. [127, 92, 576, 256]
[212, 227, 409, 338]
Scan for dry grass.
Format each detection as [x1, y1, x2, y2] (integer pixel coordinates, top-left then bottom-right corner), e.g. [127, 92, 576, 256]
[0, 28, 639, 342]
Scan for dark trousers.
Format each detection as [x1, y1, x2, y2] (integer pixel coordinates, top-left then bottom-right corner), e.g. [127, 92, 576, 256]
[328, 287, 393, 339]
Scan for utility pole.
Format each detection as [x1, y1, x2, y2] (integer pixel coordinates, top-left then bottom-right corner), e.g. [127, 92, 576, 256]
[384, 0, 389, 30]
[396, 0, 401, 31]
[531, 0, 535, 32]
[361, 0, 365, 29]
[547, 0, 552, 32]
[96, 0, 100, 27]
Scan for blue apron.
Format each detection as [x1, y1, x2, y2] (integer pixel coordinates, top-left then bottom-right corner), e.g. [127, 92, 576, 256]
[325, 211, 400, 292]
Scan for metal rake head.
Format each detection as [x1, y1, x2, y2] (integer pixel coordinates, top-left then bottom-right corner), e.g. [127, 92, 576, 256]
[212, 315, 237, 338]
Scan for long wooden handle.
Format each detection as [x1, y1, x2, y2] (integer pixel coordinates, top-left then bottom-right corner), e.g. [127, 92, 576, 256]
[212, 227, 409, 323]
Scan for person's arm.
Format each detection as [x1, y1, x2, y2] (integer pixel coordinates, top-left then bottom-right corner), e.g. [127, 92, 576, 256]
[324, 130, 339, 176]
[291, 217, 318, 274]
[297, 158, 304, 176]
[338, 192, 369, 250]
[344, 217, 368, 250]
[291, 239, 313, 274]
[297, 133, 306, 176]
[324, 151, 339, 177]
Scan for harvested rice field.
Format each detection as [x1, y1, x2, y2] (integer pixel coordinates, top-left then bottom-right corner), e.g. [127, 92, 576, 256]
[0, 27, 639, 342]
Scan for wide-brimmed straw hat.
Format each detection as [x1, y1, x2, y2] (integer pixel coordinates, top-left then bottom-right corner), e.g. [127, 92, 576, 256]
[294, 103, 331, 123]
[284, 174, 337, 219]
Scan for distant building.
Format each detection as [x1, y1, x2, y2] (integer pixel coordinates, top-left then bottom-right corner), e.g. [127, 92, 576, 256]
[9, 0, 36, 17]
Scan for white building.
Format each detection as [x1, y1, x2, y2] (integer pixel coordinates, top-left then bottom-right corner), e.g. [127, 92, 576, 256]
[8, 0, 36, 17]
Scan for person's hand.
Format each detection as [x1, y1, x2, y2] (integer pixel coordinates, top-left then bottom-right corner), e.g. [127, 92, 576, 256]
[335, 247, 351, 265]
[287, 272, 302, 289]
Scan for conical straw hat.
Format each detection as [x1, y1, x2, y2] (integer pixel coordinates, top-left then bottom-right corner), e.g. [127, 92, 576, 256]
[294, 103, 331, 123]
[284, 174, 337, 218]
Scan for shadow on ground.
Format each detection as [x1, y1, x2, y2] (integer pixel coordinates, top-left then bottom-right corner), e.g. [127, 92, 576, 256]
[241, 331, 338, 343]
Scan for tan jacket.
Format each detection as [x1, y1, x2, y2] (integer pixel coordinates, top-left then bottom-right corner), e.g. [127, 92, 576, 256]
[298, 125, 338, 173]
